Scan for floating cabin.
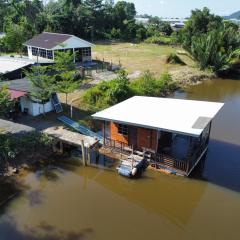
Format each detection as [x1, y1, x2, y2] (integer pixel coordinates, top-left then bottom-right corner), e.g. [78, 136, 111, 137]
[92, 96, 224, 176]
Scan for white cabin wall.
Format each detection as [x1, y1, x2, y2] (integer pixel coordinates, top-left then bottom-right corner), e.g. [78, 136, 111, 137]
[20, 96, 53, 116]
[20, 96, 33, 114]
[31, 101, 53, 116]
[28, 46, 33, 60]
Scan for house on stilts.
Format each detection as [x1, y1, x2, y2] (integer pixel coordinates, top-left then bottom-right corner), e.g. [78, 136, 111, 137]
[92, 96, 224, 176]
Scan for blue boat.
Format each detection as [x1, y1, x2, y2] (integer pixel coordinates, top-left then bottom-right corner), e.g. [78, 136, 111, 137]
[117, 157, 146, 178]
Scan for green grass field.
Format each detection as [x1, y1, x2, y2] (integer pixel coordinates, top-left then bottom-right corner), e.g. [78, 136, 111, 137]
[92, 42, 195, 75]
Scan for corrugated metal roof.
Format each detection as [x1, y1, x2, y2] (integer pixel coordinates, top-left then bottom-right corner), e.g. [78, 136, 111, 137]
[0, 78, 31, 93]
[0, 57, 33, 74]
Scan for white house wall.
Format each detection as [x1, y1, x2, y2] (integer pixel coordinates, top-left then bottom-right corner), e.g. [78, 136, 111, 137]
[20, 96, 32, 114]
[20, 96, 54, 116]
[52, 36, 93, 50]
[31, 101, 53, 116]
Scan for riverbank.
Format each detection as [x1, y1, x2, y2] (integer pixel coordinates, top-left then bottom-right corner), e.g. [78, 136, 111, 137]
[169, 66, 216, 86]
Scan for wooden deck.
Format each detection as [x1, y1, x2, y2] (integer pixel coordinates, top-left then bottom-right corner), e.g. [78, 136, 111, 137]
[102, 137, 208, 176]
[43, 126, 99, 148]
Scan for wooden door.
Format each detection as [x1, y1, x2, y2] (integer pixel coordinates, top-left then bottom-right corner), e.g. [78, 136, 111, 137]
[128, 126, 137, 149]
[137, 128, 152, 150]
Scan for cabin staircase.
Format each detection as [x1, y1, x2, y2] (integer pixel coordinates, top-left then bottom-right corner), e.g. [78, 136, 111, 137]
[51, 93, 63, 113]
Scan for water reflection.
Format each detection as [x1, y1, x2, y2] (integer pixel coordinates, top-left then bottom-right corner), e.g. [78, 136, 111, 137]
[0, 216, 93, 240]
[173, 78, 240, 192]
[198, 140, 240, 192]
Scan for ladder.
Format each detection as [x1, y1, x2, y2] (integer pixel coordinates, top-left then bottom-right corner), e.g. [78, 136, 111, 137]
[51, 93, 63, 113]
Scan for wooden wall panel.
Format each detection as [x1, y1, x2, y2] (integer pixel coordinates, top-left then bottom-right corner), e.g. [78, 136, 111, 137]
[109, 122, 128, 144]
[137, 127, 157, 151]
[108, 121, 158, 151]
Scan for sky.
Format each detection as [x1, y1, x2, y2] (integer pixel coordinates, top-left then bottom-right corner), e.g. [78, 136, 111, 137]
[117, 0, 240, 18]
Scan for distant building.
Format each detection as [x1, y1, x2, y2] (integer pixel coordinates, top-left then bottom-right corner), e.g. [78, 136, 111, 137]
[135, 17, 186, 30]
[23, 32, 93, 63]
[170, 22, 185, 30]
[228, 19, 240, 26]
[135, 17, 150, 25]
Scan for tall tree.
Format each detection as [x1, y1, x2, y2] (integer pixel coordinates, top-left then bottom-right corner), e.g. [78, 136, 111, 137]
[0, 86, 14, 116]
[181, 8, 240, 72]
[55, 72, 80, 105]
[25, 66, 54, 116]
[54, 50, 75, 72]
[3, 16, 35, 53]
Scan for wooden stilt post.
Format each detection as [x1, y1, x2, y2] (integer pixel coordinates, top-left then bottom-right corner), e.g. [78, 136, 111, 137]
[81, 140, 86, 166]
[59, 141, 63, 154]
[52, 139, 57, 153]
[87, 145, 91, 165]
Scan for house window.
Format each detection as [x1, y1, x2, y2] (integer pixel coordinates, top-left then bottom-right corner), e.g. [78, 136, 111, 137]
[118, 124, 128, 136]
[81, 47, 91, 57]
[32, 47, 39, 56]
[39, 48, 47, 58]
[47, 50, 53, 59]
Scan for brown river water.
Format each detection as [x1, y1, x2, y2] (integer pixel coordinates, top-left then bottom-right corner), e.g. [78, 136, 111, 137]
[0, 78, 240, 240]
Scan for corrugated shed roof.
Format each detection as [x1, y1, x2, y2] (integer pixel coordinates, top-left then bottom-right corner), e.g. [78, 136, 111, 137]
[0, 57, 33, 74]
[0, 78, 31, 93]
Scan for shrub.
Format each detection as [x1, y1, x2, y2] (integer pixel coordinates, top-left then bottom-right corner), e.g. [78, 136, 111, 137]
[130, 71, 176, 97]
[81, 71, 133, 111]
[144, 35, 172, 45]
[0, 132, 50, 162]
[82, 71, 176, 112]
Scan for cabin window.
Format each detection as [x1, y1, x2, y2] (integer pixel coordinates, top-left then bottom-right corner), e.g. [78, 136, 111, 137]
[118, 124, 128, 136]
[82, 47, 91, 57]
[39, 48, 47, 58]
[47, 50, 53, 59]
[32, 47, 39, 56]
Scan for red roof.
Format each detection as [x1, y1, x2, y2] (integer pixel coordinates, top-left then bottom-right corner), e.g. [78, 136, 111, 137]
[9, 89, 26, 100]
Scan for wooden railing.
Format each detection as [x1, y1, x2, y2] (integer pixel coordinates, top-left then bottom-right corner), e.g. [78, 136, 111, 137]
[103, 137, 132, 155]
[153, 153, 189, 172]
[103, 137, 208, 175]
[187, 141, 208, 173]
